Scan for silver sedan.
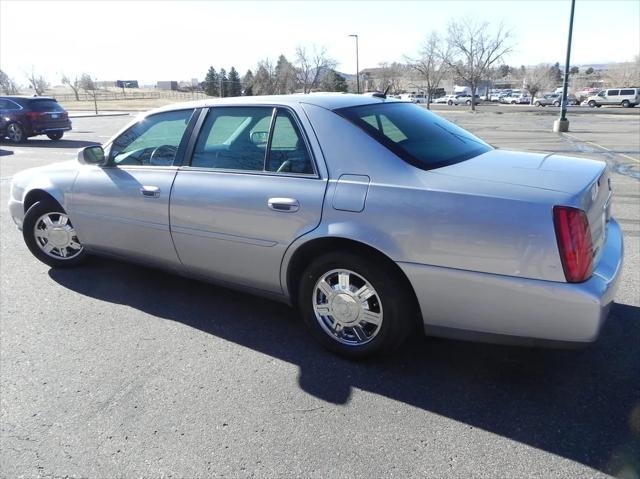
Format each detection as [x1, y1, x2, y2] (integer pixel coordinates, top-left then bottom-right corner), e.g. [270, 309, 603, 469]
[8, 94, 623, 358]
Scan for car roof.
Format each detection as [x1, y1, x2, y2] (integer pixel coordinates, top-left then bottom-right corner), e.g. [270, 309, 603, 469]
[0, 95, 58, 102]
[150, 93, 402, 115]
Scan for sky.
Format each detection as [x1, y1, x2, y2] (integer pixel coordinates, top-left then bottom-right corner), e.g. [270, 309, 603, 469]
[1, 0, 639, 86]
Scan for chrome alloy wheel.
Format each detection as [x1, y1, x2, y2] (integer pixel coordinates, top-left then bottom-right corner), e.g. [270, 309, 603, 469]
[313, 269, 383, 346]
[33, 212, 83, 260]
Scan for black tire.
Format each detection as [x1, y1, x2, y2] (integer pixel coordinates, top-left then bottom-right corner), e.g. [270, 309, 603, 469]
[46, 131, 64, 140]
[588, 100, 597, 108]
[5, 122, 25, 143]
[447, 100, 453, 106]
[534, 101, 541, 107]
[621, 100, 630, 108]
[22, 200, 87, 268]
[553, 101, 560, 107]
[465, 100, 471, 105]
[298, 251, 416, 359]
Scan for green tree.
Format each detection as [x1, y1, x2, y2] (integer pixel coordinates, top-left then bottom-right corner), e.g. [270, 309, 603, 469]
[204, 66, 219, 96]
[570, 66, 579, 75]
[228, 67, 242, 96]
[275, 54, 296, 94]
[498, 64, 511, 78]
[586, 67, 594, 75]
[320, 69, 348, 92]
[549, 62, 562, 83]
[242, 70, 254, 96]
[219, 68, 228, 97]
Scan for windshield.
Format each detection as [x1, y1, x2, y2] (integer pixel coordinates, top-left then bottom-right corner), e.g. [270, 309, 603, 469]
[335, 102, 492, 170]
[30, 100, 65, 112]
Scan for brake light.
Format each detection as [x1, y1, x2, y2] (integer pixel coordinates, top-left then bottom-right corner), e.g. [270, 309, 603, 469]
[25, 111, 45, 120]
[553, 206, 593, 282]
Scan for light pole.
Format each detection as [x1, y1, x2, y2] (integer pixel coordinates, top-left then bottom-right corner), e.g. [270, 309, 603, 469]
[553, 0, 576, 132]
[349, 34, 360, 93]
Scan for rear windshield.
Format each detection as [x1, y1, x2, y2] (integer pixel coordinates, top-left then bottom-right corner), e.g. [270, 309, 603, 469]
[336, 102, 492, 170]
[29, 99, 64, 112]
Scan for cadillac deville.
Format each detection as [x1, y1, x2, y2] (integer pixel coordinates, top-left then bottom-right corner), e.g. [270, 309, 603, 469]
[8, 94, 623, 358]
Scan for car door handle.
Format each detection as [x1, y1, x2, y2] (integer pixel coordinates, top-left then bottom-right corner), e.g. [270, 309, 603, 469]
[140, 186, 161, 198]
[268, 197, 299, 212]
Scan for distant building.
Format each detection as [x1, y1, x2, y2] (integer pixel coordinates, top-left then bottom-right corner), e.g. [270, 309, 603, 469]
[116, 80, 139, 88]
[157, 81, 178, 90]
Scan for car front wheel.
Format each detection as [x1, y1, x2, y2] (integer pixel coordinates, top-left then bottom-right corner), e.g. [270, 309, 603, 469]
[553, 101, 560, 107]
[46, 131, 64, 140]
[299, 252, 415, 358]
[22, 200, 87, 268]
[588, 100, 597, 108]
[5, 122, 25, 143]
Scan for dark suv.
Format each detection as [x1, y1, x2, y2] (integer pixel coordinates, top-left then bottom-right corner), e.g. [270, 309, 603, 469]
[0, 96, 72, 143]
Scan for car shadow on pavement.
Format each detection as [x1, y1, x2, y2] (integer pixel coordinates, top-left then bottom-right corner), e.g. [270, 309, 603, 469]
[48, 257, 640, 476]
[3, 139, 99, 149]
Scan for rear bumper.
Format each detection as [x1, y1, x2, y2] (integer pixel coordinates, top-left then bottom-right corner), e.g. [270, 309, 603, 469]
[399, 219, 624, 345]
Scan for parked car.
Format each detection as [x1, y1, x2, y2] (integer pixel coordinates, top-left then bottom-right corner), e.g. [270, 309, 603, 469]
[501, 93, 530, 104]
[8, 95, 623, 358]
[398, 93, 429, 104]
[586, 88, 639, 108]
[437, 94, 478, 105]
[0, 96, 72, 143]
[533, 93, 579, 107]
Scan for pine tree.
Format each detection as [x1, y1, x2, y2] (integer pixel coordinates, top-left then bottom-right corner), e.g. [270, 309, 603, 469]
[228, 67, 242, 97]
[219, 68, 228, 98]
[320, 69, 348, 92]
[275, 54, 296, 94]
[204, 66, 219, 96]
[243, 70, 254, 96]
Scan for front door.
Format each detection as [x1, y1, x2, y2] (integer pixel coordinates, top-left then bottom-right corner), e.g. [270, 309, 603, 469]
[71, 109, 196, 269]
[170, 106, 327, 293]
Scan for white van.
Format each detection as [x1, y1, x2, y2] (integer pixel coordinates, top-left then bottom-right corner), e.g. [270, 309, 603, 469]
[586, 88, 639, 108]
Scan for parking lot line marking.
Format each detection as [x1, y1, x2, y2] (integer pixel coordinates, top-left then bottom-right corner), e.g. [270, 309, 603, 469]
[562, 132, 640, 164]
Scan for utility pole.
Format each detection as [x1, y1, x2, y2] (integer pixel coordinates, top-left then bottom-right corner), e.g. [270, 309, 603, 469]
[553, 0, 576, 132]
[349, 34, 360, 93]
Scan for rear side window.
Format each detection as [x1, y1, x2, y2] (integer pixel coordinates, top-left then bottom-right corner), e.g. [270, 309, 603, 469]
[29, 100, 64, 112]
[336, 102, 492, 170]
[0, 99, 21, 110]
[620, 89, 635, 95]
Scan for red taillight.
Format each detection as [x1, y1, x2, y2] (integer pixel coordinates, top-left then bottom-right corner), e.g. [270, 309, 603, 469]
[25, 111, 45, 120]
[553, 206, 593, 282]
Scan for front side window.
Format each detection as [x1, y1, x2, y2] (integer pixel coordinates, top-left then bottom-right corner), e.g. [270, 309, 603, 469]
[336, 102, 492, 170]
[608, 90, 620, 96]
[110, 109, 194, 166]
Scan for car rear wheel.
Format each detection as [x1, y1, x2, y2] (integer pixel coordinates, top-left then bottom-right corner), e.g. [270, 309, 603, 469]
[621, 100, 631, 108]
[5, 123, 25, 143]
[447, 100, 453, 106]
[298, 252, 415, 358]
[465, 100, 471, 105]
[46, 131, 64, 140]
[534, 101, 541, 107]
[22, 200, 87, 268]
[553, 101, 560, 107]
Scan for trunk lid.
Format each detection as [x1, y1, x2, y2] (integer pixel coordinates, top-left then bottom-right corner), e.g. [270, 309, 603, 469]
[433, 149, 611, 267]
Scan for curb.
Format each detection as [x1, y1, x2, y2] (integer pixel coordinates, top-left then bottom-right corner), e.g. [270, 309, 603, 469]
[68, 113, 131, 118]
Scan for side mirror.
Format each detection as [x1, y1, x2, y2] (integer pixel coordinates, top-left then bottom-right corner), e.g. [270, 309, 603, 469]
[250, 131, 269, 146]
[78, 145, 107, 166]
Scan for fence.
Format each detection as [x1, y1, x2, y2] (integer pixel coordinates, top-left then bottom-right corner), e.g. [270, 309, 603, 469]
[51, 90, 210, 102]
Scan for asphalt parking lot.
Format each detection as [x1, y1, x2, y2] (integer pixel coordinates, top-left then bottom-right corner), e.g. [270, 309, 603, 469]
[1, 109, 639, 478]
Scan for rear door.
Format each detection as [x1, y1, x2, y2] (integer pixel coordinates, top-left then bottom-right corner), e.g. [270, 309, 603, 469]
[72, 108, 196, 269]
[28, 99, 70, 130]
[169, 105, 327, 293]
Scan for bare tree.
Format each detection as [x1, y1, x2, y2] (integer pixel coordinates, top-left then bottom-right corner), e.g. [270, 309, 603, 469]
[61, 74, 81, 100]
[0, 69, 19, 94]
[407, 32, 450, 108]
[26, 68, 48, 95]
[375, 62, 404, 95]
[606, 55, 640, 87]
[252, 59, 278, 95]
[524, 64, 554, 105]
[295, 45, 337, 93]
[441, 18, 513, 111]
